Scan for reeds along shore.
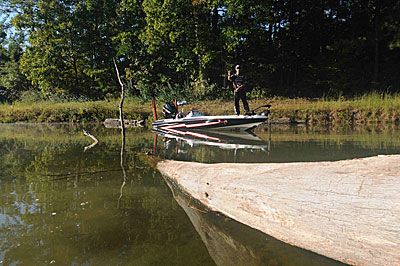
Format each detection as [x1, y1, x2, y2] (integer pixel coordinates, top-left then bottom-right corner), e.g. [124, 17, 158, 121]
[1, 93, 400, 125]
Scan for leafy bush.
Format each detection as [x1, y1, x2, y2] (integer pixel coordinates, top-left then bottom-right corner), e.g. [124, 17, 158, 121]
[19, 90, 90, 103]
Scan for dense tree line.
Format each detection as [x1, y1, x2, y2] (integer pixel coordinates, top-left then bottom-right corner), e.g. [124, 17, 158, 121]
[1, 0, 400, 102]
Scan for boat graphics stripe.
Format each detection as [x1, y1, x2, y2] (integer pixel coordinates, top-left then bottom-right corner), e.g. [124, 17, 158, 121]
[186, 131, 225, 141]
[186, 120, 227, 128]
[160, 120, 225, 130]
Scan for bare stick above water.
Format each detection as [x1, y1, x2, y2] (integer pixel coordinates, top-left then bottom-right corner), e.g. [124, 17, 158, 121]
[113, 57, 125, 130]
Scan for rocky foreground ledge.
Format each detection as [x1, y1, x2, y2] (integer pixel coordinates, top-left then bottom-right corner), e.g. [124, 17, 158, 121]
[157, 155, 400, 266]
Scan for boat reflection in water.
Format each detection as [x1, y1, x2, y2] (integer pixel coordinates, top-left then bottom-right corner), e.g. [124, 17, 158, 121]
[152, 128, 271, 163]
[163, 177, 345, 266]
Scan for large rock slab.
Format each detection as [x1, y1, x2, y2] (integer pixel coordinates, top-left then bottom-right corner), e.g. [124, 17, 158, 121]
[163, 176, 345, 266]
[157, 155, 400, 266]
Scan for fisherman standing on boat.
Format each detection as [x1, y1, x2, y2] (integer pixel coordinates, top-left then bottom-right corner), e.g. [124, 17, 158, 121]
[228, 64, 250, 115]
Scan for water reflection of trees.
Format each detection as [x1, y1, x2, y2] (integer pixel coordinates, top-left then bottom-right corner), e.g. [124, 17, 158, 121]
[259, 125, 400, 150]
[3, 124, 399, 264]
[0, 125, 215, 265]
[156, 126, 400, 163]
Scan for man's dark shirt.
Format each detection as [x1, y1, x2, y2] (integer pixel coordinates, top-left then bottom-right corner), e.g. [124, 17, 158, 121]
[230, 73, 246, 89]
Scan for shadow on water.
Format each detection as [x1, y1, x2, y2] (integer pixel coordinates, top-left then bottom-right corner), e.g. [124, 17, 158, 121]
[1, 123, 399, 265]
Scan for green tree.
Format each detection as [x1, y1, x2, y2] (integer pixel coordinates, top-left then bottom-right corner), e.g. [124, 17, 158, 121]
[134, 0, 226, 99]
[0, 3, 29, 102]
[2, 0, 400, 101]
[0, 22, 7, 102]
[13, 0, 122, 99]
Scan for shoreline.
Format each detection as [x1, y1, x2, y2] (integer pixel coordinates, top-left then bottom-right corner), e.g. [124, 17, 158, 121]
[1, 97, 399, 125]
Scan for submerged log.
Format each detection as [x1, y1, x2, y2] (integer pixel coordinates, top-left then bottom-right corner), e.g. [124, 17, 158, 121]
[157, 155, 400, 266]
[103, 118, 144, 128]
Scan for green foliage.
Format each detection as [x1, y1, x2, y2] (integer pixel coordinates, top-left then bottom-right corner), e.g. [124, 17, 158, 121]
[12, 0, 122, 99]
[0, 60, 28, 100]
[18, 90, 89, 103]
[0, 2, 30, 102]
[0, 0, 399, 102]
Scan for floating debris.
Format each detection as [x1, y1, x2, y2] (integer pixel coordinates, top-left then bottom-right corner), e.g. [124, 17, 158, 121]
[103, 118, 144, 128]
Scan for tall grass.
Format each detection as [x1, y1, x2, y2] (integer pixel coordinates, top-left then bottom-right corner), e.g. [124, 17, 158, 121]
[0, 99, 151, 123]
[1, 92, 399, 124]
[302, 91, 400, 112]
[353, 91, 400, 111]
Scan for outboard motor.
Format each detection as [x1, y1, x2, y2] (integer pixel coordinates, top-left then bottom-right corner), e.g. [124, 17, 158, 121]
[162, 102, 178, 119]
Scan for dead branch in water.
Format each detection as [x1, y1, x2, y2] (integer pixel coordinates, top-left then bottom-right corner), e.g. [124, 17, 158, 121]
[113, 57, 128, 208]
[83, 129, 98, 151]
[46, 168, 133, 180]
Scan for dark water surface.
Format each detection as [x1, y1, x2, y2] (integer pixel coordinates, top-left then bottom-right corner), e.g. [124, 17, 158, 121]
[1, 123, 399, 265]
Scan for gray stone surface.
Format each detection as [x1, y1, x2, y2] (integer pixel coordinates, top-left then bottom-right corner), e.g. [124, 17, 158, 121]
[157, 155, 400, 266]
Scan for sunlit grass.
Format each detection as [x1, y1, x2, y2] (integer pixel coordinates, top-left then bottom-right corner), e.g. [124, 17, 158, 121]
[0, 99, 151, 123]
[1, 92, 399, 124]
[353, 91, 400, 111]
[307, 91, 400, 111]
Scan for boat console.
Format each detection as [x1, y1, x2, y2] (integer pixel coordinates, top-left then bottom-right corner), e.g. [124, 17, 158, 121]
[186, 110, 204, 117]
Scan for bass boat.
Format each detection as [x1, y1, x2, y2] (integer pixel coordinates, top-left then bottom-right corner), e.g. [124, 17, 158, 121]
[152, 101, 271, 132]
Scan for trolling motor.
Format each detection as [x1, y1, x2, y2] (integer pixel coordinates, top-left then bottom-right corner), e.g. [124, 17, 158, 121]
[258, 104, 271, 116]
[246, 104, 272, 116]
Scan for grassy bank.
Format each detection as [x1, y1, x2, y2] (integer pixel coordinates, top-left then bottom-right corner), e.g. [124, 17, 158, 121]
[1, 92, 400, 125]
[0, 99, 150, 123]
[183, 92, 400, 125]
[271, 92, 400, 125]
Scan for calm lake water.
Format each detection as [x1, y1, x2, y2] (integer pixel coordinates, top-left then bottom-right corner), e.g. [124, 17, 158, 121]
[1, 123, 399, 265]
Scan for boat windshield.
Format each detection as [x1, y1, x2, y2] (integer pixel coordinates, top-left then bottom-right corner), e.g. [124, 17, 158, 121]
[186, 110, 204, 117]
